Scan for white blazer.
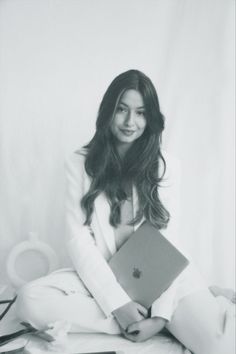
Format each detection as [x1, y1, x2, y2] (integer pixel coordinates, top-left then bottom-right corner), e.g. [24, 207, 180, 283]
[65, 149, 182, 318]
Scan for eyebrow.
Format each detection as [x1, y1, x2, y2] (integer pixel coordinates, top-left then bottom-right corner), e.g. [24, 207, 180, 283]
[119, 101, 145, 109]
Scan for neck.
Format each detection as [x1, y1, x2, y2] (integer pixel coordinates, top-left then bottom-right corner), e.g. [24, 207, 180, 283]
[116, 142, 132, 160]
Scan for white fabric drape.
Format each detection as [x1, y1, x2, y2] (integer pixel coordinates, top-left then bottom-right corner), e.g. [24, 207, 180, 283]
[0, 0, 234, 288]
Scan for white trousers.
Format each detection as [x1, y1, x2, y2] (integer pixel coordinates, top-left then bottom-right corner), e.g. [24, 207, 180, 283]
[15, 268, 235, 354]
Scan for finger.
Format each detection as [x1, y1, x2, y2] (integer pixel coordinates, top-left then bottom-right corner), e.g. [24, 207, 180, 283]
[126, 322, 140, 334]
[123, 331, 140, 342]
[120, 327, 127, 337]
[136, 303, 148, 317]
[120, 328, 134, 340]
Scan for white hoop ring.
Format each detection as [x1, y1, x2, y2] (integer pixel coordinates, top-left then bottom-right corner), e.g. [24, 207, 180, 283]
[7, 239, 59, 288]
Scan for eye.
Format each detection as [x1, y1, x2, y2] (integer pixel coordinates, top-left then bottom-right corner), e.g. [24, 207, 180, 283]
[116, 106, 127, 113]
[136, 110, 145, 116]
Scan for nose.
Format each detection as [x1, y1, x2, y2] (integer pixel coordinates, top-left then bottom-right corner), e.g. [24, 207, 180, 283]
[124, 110, 135, 126]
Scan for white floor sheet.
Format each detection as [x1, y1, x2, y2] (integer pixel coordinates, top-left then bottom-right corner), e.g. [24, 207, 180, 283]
[0, 301, 189, 354]
[23, 332, 189, 354]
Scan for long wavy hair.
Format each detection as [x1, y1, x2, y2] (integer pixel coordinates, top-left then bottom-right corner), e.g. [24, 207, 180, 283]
[81, 69, 170, 229]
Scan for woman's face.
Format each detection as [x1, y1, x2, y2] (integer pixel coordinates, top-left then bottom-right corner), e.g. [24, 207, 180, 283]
[110, 89, 147, 152]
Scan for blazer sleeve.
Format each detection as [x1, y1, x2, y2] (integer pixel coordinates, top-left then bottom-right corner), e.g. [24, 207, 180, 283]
[65, 152, 131, 317]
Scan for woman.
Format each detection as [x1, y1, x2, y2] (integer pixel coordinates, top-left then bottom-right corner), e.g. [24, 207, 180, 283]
[16, 70, 235, 353]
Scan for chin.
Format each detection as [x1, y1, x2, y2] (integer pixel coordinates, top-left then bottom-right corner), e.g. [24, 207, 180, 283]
[119, 137, 136, 144]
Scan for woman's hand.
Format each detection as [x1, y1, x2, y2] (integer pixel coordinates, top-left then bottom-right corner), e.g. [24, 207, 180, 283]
[122, 317, 167, 342]
[112, 301, 148, 331]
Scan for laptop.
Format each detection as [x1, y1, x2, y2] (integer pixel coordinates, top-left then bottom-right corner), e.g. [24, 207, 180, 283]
[109, 221, 189, 308]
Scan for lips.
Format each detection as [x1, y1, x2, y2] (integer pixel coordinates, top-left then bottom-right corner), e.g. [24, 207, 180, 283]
[120, 129, 135, 136]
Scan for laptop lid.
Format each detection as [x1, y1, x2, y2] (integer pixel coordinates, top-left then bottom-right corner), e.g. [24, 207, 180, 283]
[109, 221, 189, 308]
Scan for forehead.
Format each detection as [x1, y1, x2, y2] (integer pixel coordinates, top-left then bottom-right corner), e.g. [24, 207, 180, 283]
[119, 89, 145, 108]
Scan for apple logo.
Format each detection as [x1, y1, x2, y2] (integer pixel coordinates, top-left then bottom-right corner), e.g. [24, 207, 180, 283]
[132, 267, 142, 279]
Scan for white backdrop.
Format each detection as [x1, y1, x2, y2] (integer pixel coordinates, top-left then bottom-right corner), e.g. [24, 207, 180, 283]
[0, 0, 235, 288]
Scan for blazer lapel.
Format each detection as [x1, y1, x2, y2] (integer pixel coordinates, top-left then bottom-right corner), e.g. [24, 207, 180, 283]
[94, 186, 145, 255]
[94, 193, 116, 254]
